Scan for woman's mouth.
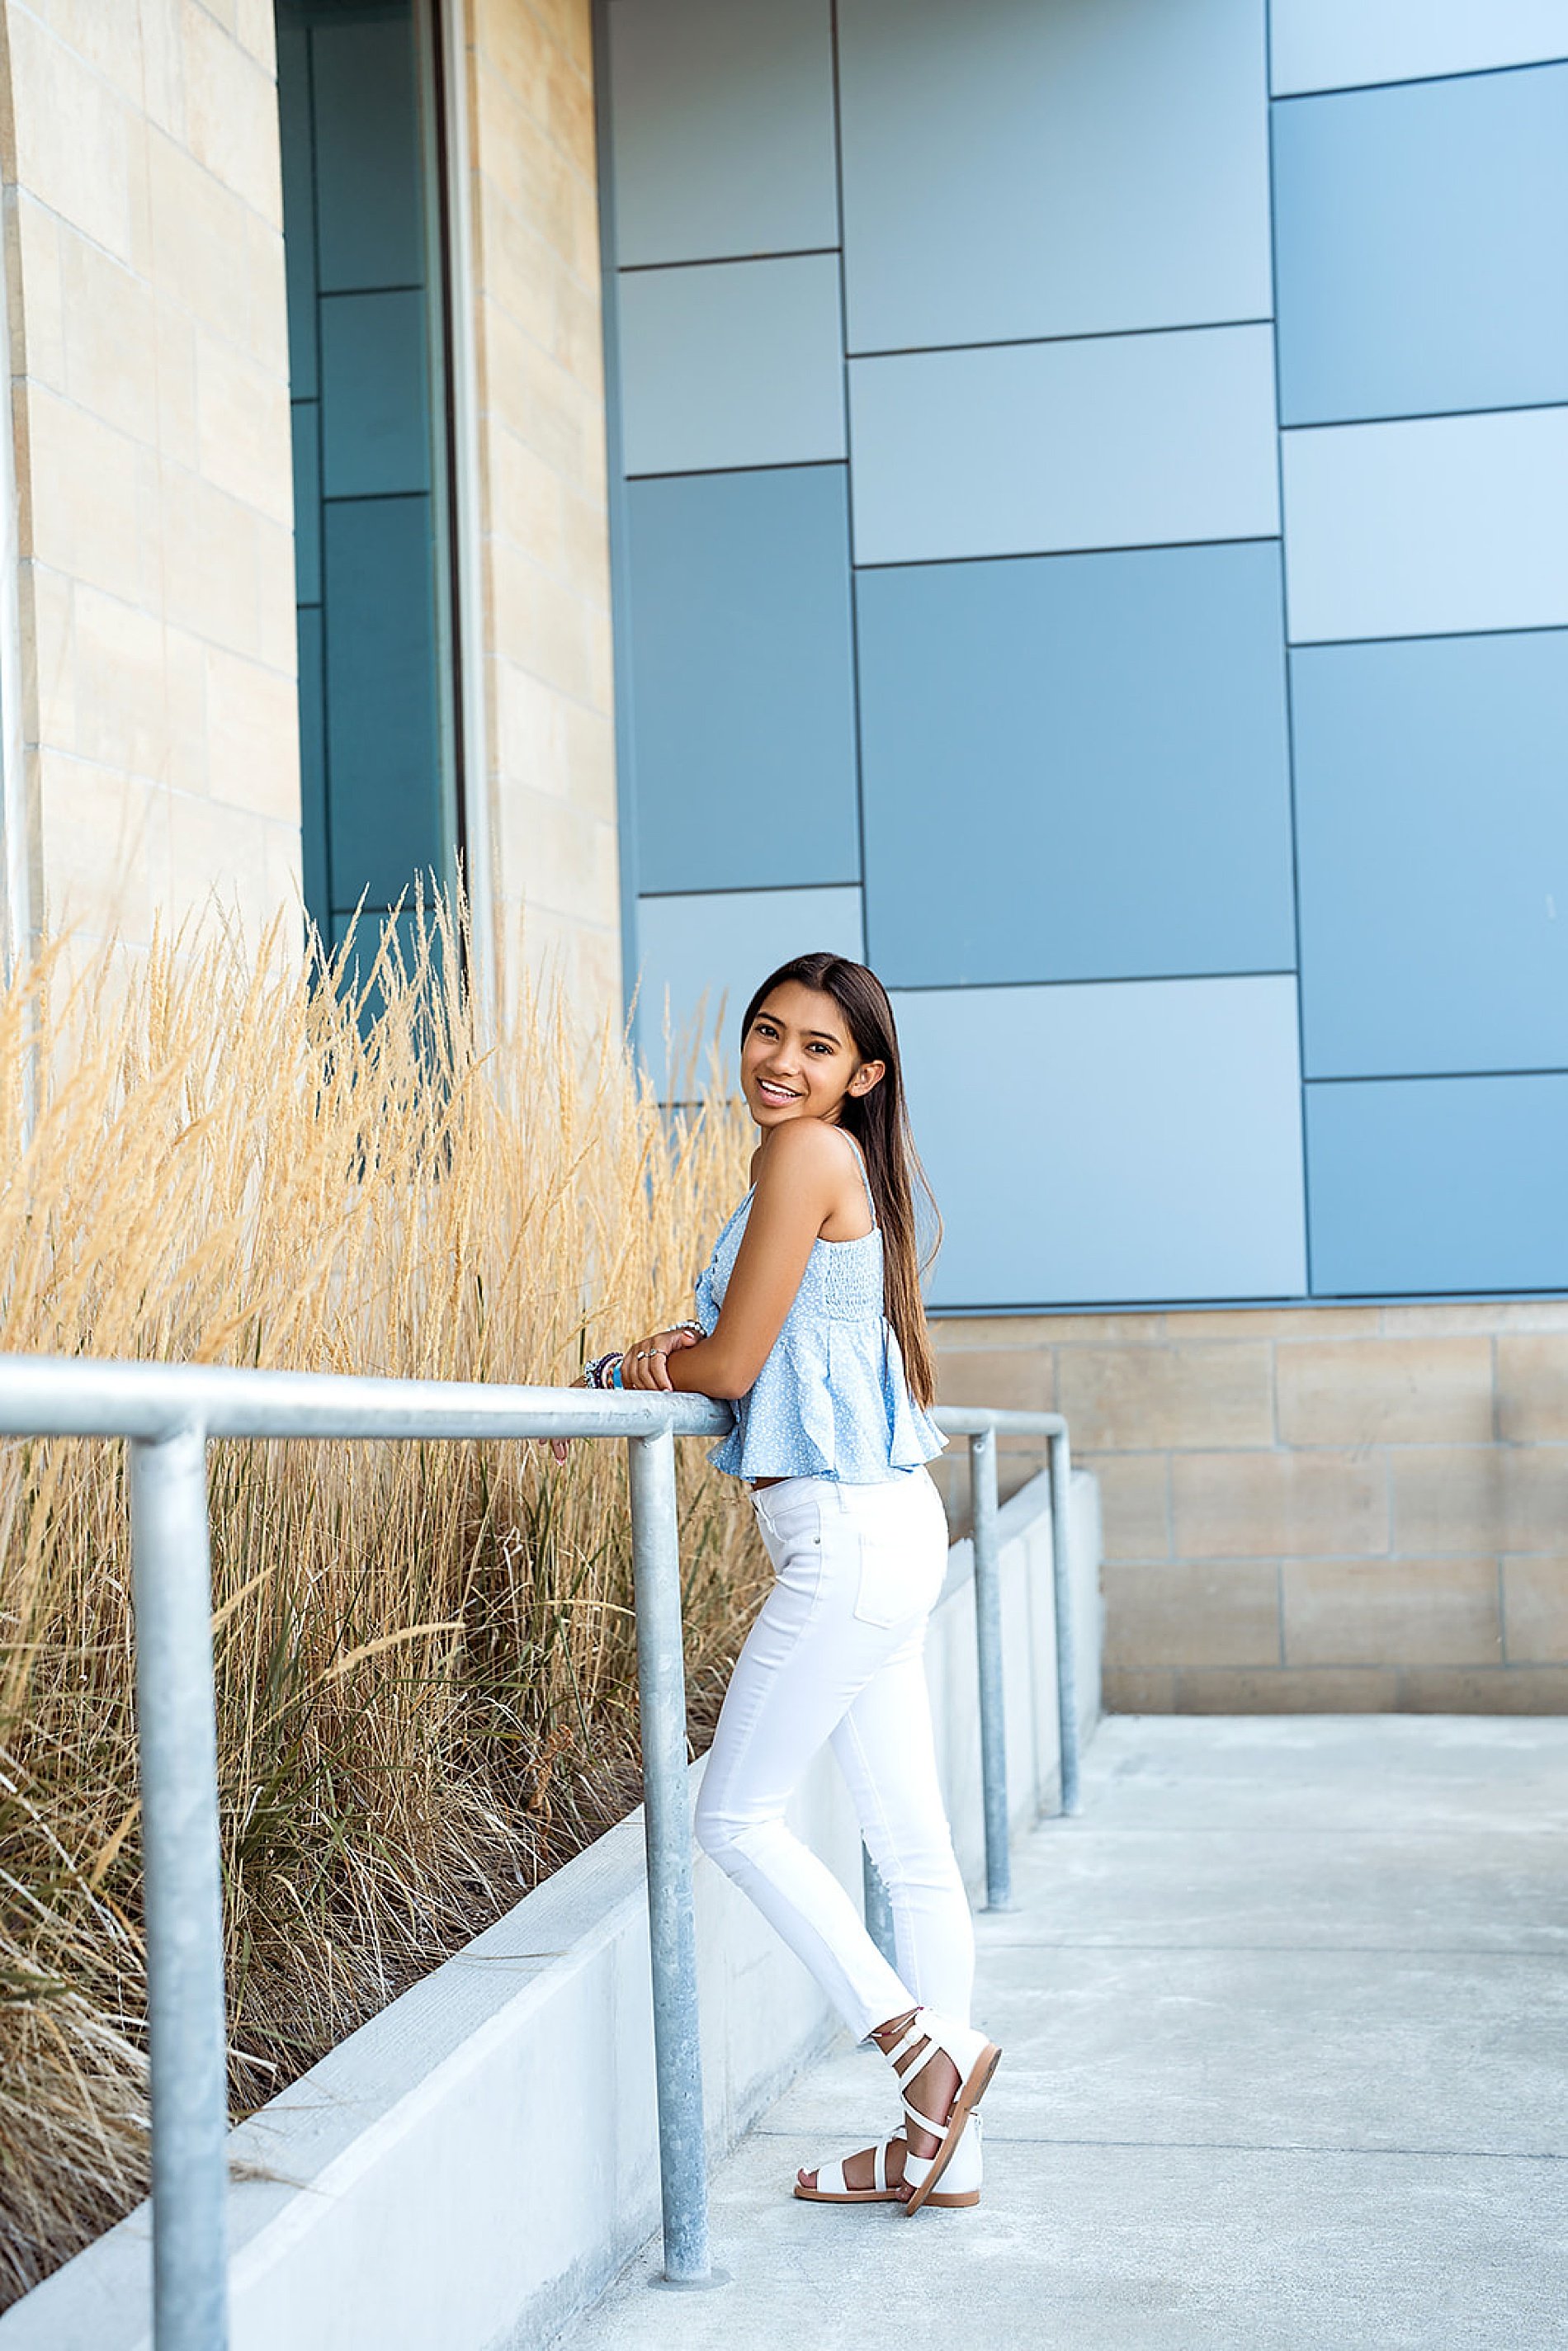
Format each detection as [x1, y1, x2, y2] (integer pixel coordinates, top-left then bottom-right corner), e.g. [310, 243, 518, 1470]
[757, 1079, 801, 1107]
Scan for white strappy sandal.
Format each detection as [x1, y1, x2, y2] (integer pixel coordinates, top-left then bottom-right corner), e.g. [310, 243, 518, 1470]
[793, 2112, 984, 2209]
[795, 2006, 1000, 2216]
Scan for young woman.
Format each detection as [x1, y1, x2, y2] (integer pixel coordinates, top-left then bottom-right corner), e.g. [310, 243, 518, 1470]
[582, 951, 1000, 2213]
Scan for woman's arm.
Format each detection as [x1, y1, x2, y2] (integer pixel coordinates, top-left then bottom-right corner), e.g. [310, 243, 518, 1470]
[626, 1120, 848, 1399]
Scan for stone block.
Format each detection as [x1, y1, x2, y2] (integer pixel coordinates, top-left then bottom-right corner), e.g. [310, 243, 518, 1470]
[1391, 1446, 1568, 1555]
[205, 647, 300, 824]
[155, 292, 200, 470]
[1501, 1556, 1568, 1664]
[499, 786, 616, 928]
[1103, 1667, 1177, 1712]
[1170, 1665, 1400, 1712]
[1056, 1341, 1274, 1451]
[1282, 1556, 1501, 1668]
[489, 421, 568, 574]
[1497, 1336, 1568, 1442]
[147, 124, 253, 348]
[12, 196, 65, 389]
[21, 386, 149, 607]
[1025, 1311, 1170, 1343]
[160, 463, 260, 656]
[196, 333, 293, 522]
[489, 539, 599, 706]
[1277, 1336, 1494, 1447]
[244, 212, 291, 383]
[38, 751, 153, 942]
[72, 585, 170, 776]
[60, 233, 158, 444]
[23, 561, 76, 752]
[1381, 1301, 1568, 1335]
[182, 0, 283, 222]
[1174, 1305, 1380, 1338]
[1395, 1665, 1568, 1715]
[1080, 1452, 1171, 1562]
[1172, 1448, 1388, 1560]
[1102, 1560, 1281, 1671]
[7, 8, 135, 262]
[932, 1316, 1046, 1351]
[936, 1347, 1056, 1416]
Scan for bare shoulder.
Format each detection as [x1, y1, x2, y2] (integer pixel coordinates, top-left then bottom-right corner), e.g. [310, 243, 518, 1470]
[754, 1116, 850, 1193]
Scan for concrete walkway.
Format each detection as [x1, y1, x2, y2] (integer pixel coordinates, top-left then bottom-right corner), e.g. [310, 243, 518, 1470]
[555, 1716, 1568, 2350]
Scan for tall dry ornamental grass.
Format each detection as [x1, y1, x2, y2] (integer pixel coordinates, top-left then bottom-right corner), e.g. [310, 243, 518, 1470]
[0, 909, 763, 2306]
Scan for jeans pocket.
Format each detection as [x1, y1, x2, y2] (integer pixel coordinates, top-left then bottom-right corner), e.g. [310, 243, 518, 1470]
[753, 1487, 822, 1558]
[852, 1530, 915, 1628]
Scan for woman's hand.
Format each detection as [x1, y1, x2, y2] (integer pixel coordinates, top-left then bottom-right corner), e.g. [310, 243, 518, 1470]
[621, 1327, 700, 1391]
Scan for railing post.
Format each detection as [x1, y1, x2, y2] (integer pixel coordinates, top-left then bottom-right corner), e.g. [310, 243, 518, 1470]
[128, 1428, 229, 2351]
[862, 1843, 895, 1964]
[968, 1426, 1012, 1912]
[626, 1430, 711, 2284]
[1048, 1428, 1081, 1817]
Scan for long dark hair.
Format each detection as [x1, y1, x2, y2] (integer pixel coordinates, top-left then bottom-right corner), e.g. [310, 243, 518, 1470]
[739, 953, 942, 1409]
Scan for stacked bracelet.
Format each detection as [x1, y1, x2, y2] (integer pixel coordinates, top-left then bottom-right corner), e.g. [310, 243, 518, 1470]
[583, 1350, 624, 1390]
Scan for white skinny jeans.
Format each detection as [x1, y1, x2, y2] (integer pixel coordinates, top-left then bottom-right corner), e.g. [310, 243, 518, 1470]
[694, 1467, 974, 2040]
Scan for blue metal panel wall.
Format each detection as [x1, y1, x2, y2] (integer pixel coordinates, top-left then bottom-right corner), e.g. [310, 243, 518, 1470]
[836, 0, 1272, 351]
[1273, 65, 1568, 426]
[1270, 1, 1568, 97]
[599, 0, 1568, 1307]
[278, 0, 454, 953]
[626, 466, 859, 894]
[857, 542, 1295, 987]
[1292, 631, 1568, 1079]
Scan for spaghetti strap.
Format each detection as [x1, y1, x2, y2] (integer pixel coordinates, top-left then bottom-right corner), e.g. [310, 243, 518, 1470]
[840, 1131, 877, 1229]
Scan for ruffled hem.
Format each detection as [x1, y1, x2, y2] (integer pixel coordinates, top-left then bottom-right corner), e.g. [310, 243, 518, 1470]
[704, 1323, 947, 1484]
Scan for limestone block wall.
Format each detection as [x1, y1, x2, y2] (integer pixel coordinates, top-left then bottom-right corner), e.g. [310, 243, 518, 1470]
[0, 0, 301, 956]
[463, 0, 621, 1023]
[934, 1303, 1568, 1714]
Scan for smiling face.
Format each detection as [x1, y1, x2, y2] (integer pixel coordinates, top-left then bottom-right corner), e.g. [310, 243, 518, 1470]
[739, 980, 886, 1131]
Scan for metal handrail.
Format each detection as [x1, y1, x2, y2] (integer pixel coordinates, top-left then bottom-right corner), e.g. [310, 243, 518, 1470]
[0, 1355, 1076, 2349]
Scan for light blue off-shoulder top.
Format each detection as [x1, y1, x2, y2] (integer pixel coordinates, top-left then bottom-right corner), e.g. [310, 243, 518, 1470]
[692, 1132, 947, 1485]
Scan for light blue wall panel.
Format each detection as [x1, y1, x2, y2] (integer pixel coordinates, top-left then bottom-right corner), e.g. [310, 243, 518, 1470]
[320, 291, 431, 496]
[323, 495, 443, 913]
[310, 16, 423, 293]
[836, 0, 1271, 352]
[1274, 67, 1568, 427]
[1282, 408, 1568, 643]
[849, 327, 1278, 566]
[626, 465, 860, 893]
[857, 542, 1296, 987]
[291, 403, 319, 602]
[1306, 1075, 1568, 1295]
[894, 978, 1306, 1307]
[617, 256, 846, 475]
[1272, 0, 1568, 96]
[1292, 630, 1568, 1079]
[635, 885, 865, 1099]
[607, 0, 837, 266]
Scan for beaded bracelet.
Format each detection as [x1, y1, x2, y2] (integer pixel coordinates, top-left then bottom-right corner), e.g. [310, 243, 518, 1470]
[582, 1349, 624, 1390]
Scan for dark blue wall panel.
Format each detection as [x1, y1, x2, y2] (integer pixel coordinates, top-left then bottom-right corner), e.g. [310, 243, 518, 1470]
[1273, 64, 1568, 427]
[1307, 1074, 1568, 1294]
[626, 465, 860, 894]
[297, 605, 328, 931]
[1293, 629, 1568, 1079]
[309, 14, 424, 294]
[320, 291, 431, 498]
[323, 495, 443, 911]
[857, 541, 1296, 986]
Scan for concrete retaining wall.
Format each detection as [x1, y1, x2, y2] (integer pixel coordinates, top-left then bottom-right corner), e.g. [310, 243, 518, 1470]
[2, 1465, 1100, 2351]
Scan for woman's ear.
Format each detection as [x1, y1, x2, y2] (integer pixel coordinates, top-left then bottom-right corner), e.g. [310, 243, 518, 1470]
[851, 1059, 887, 1097]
